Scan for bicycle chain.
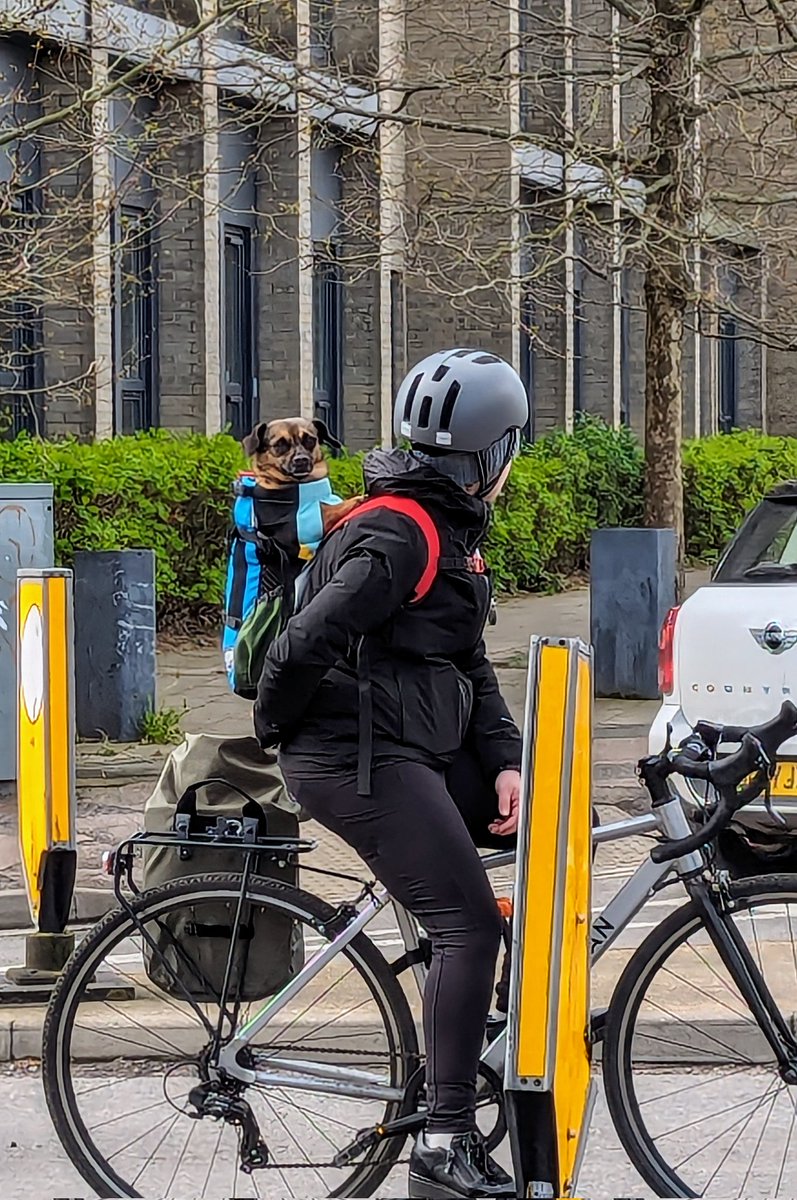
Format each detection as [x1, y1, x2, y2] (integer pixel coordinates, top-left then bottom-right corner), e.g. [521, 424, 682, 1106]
[247, 1042, 418, 1170]
[262, 1157, 412, 1170]
[252, 1041, 417, 1060]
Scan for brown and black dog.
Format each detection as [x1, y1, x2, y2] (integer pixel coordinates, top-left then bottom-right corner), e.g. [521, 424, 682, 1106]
[243, 417, 361, 532]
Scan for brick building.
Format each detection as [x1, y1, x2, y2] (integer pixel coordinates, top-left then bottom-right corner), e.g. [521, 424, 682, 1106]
[0, 0, 790, 449]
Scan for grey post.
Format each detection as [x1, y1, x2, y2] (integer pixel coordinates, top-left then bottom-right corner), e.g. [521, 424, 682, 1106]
[0, 484, 54, 780]
[74, 550, 156, 742]
[590, 527, 677, 700]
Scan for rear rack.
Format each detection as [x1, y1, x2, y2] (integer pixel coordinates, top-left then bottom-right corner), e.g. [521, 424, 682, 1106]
[107, 827, 317, 900]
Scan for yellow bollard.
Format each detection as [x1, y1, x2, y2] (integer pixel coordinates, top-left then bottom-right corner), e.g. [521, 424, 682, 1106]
[505, 637, 594, 1199]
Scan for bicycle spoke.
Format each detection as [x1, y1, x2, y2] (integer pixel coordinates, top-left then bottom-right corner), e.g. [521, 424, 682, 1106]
[674, 1082, 782, 1172]
[787, 905, 797, 986]
[637, 997, 758, 1064]
[271, 1086, 348, 1156]
[165, 1113, 199, 1196]
[79, 998, 195, 1059]
[775, 1090, 797, 1196]
[658, 1082, 782, 1141]
[73, 1019, 195, 1060]
[92, 1093, 186, 1132]
[108, 1109, 181, 1166]
[638, 1064, 753, 1107]
[661, 959, 754, 1024]
[680, 940, 759, 1020]
[260, 1091, 326, 1194]
[263, 1087, 364, 1135]
[265, 960, 361, 1048]
[740, 1086, 780, 1196]
[202, 1123, 226, 1196]
[108, 955, 212, 1031]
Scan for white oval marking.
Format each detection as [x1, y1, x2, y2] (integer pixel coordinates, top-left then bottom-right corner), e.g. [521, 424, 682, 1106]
[20, 604, 44, 724]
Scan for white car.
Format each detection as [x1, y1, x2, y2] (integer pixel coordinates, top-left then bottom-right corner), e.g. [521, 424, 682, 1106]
[650, 481, 797, 848]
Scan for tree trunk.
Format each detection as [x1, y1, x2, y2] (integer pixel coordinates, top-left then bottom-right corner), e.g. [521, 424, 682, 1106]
[644, 265, 685, 552]
[643, 0, 702, 568]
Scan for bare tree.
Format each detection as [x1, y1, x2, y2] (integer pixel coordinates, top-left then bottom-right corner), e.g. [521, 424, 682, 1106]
[2, 0, 797, 563]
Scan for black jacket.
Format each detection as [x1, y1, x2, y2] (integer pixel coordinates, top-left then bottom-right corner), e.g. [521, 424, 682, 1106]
[254, 449, 522, 783]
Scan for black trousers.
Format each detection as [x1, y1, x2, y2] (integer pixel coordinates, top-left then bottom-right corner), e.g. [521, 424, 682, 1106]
[280, 753, 508, 1133]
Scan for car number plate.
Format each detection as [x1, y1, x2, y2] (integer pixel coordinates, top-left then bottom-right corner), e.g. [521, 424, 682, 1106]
[772, 762, 797, 796]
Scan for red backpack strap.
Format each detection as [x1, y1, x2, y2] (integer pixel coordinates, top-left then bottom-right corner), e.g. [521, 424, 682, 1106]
[330, 496, 440, 603]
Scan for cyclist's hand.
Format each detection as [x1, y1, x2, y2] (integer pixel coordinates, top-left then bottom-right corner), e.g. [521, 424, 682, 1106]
[490, 769, 521, 836]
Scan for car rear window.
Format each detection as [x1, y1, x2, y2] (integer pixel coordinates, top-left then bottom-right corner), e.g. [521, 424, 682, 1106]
[714, 500, 797, 582]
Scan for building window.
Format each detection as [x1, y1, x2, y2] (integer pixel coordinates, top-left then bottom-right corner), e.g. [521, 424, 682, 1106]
[518, 0, 533, 132]
[223, 225, 255, 441]
[390, 270, 407, 403]
[313, 248, 343, 442]
[0, 301, 41, 437]
[718, 312, 738, 433]
[310, 0, 334, 66]
[619, 272, 631, 427]
[519, 289, 534, 440]
[113, 206, 156, 434]
[573, 284, 584, 414]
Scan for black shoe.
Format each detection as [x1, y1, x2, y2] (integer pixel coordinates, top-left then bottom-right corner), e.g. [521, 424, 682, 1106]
[408, 1131, 515, 1198]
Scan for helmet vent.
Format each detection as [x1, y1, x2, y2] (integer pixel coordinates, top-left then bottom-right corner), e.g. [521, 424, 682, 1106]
[432, 363, 450, 382]
[473, 353, 501, 365]
[403, 372, 423, 423]
[439, 380, 461, 431]
[418, 394, 433, 428]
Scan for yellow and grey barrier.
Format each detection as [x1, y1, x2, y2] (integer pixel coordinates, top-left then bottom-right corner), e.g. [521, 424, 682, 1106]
[12, 569, 78, 983]
[505, 636, 594, 1199]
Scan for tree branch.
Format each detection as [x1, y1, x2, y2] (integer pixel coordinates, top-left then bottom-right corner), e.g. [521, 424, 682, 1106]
[0, 0, 265, 150]
[701, 36, 797, 66]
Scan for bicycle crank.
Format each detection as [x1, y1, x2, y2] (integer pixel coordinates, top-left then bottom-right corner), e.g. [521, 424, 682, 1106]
[188, 1082, 270, 1173]
[332, 1060, 507, 1168]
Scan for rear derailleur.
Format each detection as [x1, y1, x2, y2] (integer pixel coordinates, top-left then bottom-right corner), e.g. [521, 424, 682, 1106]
[188, 1081, 269, 1173]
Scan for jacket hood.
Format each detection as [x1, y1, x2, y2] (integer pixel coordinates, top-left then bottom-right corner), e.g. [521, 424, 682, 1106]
[362, 448, 489, 535]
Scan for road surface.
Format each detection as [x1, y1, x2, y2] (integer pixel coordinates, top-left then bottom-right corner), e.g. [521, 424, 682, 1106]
[0, 1061, 793, 1199]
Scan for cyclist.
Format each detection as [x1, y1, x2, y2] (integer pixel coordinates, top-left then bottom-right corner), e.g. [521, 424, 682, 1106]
[255, 348, 528, 1199]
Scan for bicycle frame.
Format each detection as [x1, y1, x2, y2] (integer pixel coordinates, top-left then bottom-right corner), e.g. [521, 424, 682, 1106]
[216, 799, 704, 1095]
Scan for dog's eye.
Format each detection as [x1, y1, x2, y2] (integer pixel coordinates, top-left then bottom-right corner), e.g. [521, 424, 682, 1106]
[301, 433, 318, 451]
[271, 438, 290, 456]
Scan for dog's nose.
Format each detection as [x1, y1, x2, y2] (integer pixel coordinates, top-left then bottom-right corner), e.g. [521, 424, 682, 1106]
[290, 455, 313, 475]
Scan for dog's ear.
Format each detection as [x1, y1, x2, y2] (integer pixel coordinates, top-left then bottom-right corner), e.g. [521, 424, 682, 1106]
[313, 419, 342, 451]
[243, 422, 269, 457]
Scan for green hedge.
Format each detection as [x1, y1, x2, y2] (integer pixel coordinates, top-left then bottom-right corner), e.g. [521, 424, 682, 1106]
[0, 421, 791, 628]
[0, 432, 245, 628]
[683, 431, 797, 562]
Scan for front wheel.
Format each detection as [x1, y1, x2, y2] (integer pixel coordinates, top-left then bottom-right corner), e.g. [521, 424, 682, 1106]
[603, 874, 797, 1198]
[42, 873, 419, 1199]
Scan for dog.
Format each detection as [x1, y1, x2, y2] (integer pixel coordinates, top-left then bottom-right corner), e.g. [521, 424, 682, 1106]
[243, 417, 341, 488]
[243, 417, 362, 536]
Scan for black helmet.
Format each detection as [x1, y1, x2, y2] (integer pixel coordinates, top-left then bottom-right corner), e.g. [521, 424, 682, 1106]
[394, 348, 528, 452]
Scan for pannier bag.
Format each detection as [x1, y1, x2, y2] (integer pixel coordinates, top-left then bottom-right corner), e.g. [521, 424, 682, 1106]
[142, 733, 304, 1003]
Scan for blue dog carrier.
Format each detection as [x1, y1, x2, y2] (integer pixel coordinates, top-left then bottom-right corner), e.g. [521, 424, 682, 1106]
[222, 474, 344, 698]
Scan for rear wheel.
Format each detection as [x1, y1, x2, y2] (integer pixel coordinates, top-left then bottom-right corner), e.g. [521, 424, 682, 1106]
[42, 874, 419, 1199]
[603, 875, 797, 1198]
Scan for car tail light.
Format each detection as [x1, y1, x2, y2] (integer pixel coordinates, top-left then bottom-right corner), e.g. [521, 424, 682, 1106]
[658, 606, 680, 697]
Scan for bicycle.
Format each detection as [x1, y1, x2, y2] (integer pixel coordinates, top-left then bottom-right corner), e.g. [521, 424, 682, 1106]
[42, 700, 797, 1199]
